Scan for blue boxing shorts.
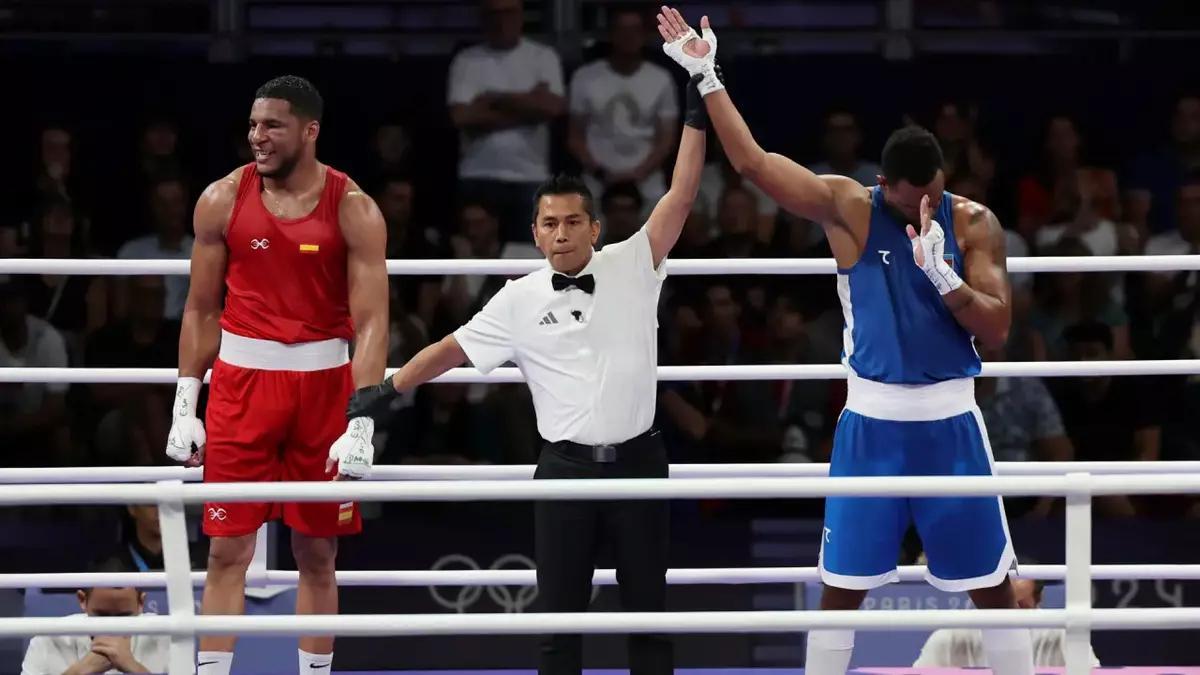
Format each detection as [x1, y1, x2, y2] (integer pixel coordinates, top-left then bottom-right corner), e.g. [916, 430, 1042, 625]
[819, 375, 1015, 592]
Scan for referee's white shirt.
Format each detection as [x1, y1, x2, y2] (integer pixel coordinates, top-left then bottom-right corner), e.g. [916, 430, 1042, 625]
[454, 225, 666, 445]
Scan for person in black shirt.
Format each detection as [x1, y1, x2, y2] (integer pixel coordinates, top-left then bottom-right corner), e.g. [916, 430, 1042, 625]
[1054, 321, 1162, 517]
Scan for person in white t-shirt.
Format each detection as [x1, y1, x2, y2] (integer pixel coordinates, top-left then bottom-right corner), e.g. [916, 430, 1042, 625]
[448, 0, 566, 241]
[21, 561, 169, 675]
[0, 282, 71, 466]
[913, 577, 1100, 667]
[116, 176, 194, 319]
[569, 5, 679, 215]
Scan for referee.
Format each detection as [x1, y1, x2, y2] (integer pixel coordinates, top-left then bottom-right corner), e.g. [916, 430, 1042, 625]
[350, 63, 719, 675]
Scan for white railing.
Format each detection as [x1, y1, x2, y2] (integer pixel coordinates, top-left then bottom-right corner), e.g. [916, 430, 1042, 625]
[6, 473, 1200, 675]
[1, 460, 1197, 484]
[3, 359, 1199, 385]
[2, 254, 1200, 276]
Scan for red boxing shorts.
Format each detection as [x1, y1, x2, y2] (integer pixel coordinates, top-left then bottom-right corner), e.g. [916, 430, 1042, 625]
[202, 331, 361, 538]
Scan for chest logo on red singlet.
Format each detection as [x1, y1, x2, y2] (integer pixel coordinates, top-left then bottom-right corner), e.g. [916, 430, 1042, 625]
[250, 238, 271, 250]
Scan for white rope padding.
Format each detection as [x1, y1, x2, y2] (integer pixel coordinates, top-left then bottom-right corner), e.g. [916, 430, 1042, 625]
[1, 255, 1198, 276]
[1, 460, 1196, 484]
[0, 473, 1196, 506]
[0, 607, 1196, 638]
[4, 564, 1199, 590]
[2, 360, 1198, 384]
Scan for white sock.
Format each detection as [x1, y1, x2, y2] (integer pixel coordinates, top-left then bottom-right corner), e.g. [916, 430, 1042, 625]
[982, 628, 1034, 675]
[197, 651, 233, 675]
[805, 629, 854, 674]
[299, 648, 333, 674]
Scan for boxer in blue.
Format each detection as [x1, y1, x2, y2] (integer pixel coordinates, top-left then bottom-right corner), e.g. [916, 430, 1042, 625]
[655, 6, 1032, 674]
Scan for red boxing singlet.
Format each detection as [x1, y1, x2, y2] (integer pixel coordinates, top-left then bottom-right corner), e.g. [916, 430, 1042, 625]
[220, 164, 355, 344]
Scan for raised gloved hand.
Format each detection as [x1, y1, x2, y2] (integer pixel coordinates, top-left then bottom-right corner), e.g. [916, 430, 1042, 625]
[658, 7, 723, 97]
[906, 194, 964, 296]
[165, 377, 206, 466]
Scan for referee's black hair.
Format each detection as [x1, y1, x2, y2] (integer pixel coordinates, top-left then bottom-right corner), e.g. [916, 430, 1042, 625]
[532, 173, 597, 223]
[881, 125, 944, 187]
[255, 75, 324, 122]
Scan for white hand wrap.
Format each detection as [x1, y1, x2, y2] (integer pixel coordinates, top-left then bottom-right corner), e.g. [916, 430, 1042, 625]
[165, 377, 206, 462]
[328, 417, 375, 479]
[910, 219, 964, 296]
[662, 26, 723, 96]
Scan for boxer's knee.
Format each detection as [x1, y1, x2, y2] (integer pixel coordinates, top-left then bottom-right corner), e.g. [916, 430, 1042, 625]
[292, 533, 338, 578]
[207, 533, 256, 575]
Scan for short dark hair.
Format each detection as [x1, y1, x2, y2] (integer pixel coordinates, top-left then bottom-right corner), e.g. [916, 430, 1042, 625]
[1063, 320, 1114, 352]
[601, 181, 644, 212]
[82, 556, 139, 597]
[881, 125, 944, 187]
[532, 173, 596, 223]
[254, 75, 324, 121]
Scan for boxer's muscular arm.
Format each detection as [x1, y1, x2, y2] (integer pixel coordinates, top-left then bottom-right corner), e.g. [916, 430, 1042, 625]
[340, 181, 389, 389]
[946, 198, 1011, 350]
[178, 173, 236, 378]
[703, 90, 867, 263]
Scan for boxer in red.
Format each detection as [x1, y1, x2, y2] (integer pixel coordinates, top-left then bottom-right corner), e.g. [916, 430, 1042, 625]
[165, 75, 388, 675]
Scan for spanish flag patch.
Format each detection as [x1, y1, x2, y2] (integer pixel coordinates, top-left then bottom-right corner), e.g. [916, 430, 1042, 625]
[300, 244, 320, 253]
[338, 501, 354, 525]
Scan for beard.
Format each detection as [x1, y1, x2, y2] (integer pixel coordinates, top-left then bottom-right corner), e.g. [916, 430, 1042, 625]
[258, 151, 300, 179]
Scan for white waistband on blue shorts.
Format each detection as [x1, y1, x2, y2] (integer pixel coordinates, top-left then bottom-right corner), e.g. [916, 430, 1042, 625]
[218, 329, 349, 372]
[844, 372, 975, 422]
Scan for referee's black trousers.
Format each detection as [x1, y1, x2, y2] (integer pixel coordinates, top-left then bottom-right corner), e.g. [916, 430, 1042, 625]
[534, 430, 672, 675]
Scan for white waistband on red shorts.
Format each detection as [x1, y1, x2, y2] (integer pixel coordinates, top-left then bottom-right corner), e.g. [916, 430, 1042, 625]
[218, 330, 349, 372]
[844, 371, 975, 422]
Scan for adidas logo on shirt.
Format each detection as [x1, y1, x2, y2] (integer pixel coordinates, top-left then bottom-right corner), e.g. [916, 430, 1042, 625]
[538, 312, 559, 326]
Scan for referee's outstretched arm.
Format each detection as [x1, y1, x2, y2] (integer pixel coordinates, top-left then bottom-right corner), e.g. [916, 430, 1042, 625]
[644, 74, 709, 269]
[345, 334, 468, 420]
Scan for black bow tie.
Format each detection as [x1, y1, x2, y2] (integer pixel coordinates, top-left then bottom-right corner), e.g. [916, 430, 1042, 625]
[551, 273, 595, 294]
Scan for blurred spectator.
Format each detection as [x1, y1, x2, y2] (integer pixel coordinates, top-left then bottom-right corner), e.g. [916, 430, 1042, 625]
[703, 185, 773, 323]
[369, 122, 414, 185]
[20, 557, 169, 675]
[1030, 237, 1131, 360]
[1033, 168, 1121, 257]
[698, 142, 778, 244]
[383, 383, 501, 465]
[0, 281, 72, 466]
[1054, 322, 1161, 517]
[84, 275, 178, 467]
[24, 126, 89, 234]
[1144, 171, 1200, 258]
[658, 283, 782, 463]
[599, 181, 644, 245]
[669, 206, 714, 258]
[116, 176, 193, 320]
[439, 200, 509, 325]
[913, 577, 1099, 666]
[808, 109, 881, 187]
[933, 101, 996, 194]
[1017, 115, 1084, 238]
[975, 341, 1071, 518]
[1125, 94, 1200, 233]
[448, 0, 565, 241]
[137, 117, 183, 186]
[569, 5, 678, 213]
[115, 504, 163, 571]
[376, 175, 441, 330]
[23, 198, 108, 351]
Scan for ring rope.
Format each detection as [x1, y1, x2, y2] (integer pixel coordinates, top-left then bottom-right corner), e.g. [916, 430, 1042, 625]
[3, 359, 1198, 385]
[2, 460, 1197, 484]
[1, 254, 1198, 276]
[1, 473, 1198, 506]
[0, 607, 1196, 638]
[5, 564, 1200, 590]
